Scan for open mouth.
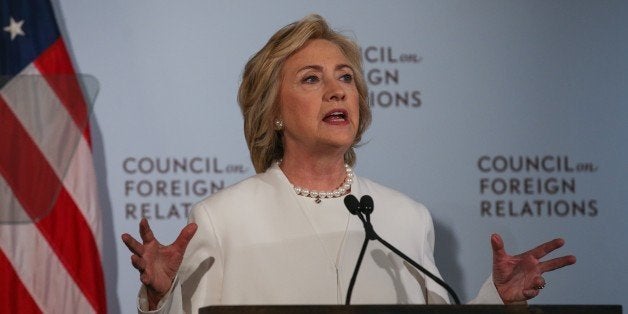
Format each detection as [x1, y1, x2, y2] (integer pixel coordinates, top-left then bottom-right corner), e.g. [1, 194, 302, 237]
[323, 110, 348, 123]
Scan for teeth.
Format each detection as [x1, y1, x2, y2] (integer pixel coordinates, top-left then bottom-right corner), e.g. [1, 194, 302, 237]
[324, 111, 346, 122]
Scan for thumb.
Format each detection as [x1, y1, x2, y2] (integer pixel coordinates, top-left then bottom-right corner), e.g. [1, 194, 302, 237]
[491, 233, 506, 259]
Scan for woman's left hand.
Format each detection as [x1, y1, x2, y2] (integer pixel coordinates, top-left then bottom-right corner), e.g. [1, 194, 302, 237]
[490, 233, 576, 304]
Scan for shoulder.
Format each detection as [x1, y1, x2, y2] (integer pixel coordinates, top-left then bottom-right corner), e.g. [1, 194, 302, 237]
[355, 176, 435, 249]
[356, 176, 432, 221]
[356, 176, 427, 209]
[193, 171, 272, 212]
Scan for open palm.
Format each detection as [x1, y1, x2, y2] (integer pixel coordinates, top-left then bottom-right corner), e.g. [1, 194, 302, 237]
[122, 218, 197, 309]
[491, 234, 576, 303]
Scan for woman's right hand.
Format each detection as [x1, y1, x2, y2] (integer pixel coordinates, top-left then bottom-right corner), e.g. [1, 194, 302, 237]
[121, 218, 198, 310]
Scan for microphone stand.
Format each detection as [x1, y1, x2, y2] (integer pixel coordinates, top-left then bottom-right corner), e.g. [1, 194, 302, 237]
[345, 196, 461, 305]
[345, 236, 370, 305]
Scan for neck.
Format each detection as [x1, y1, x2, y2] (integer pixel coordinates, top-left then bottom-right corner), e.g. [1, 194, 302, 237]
[279, 151, 348, 192]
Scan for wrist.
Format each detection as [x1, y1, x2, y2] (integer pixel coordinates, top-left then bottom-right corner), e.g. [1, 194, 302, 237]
[146, 287, 166, 310]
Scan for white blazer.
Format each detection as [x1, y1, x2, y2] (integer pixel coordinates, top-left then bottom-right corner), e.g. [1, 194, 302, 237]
[138, 164, 501, 313]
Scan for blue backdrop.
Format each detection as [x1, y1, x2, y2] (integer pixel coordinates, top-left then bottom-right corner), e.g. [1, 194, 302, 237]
[51, 1, 628, 312]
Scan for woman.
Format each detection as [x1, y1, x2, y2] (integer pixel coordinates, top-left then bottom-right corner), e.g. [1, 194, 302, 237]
[122, 14, 576, 313]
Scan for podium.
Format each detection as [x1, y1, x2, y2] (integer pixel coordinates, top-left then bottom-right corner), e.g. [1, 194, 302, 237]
[200, 304, 622, 313]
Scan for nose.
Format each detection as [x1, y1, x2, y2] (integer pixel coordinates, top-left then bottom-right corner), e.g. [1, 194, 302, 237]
[324, 79, 346, 102]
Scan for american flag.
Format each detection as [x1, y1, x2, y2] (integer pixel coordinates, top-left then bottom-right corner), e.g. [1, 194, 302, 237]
[1, 0, 106, 313]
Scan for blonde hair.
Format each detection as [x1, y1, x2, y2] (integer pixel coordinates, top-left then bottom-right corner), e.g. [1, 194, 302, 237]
[238, 14, 371, 173]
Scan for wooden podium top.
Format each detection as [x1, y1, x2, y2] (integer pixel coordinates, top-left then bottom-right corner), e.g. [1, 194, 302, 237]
[200, 304, 622, 314]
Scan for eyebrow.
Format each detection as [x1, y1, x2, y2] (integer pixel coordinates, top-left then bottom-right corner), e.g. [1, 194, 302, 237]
[296, 64, 354, 73]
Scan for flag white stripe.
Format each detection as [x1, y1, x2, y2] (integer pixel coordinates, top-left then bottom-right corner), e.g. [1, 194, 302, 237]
[0, 177, 95, 314]
[63, 138, 103, 247]
[0, 171, 30, 223]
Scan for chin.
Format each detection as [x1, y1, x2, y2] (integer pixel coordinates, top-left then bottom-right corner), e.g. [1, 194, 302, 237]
[323, 138, 355, 150]
[319, 129, 357, 149]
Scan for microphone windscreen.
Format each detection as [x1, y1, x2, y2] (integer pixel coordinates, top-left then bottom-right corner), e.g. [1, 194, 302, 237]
[360, 195, 374, 214]
[344, 195, 360, 215]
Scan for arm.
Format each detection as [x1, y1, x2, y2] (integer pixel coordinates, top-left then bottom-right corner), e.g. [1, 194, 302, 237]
[134, 202, 224, 313]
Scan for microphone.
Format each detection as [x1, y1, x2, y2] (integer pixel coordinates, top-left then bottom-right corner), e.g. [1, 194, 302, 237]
[343, 194, 461, 305]
[343, 194, 360, 215]
[358, 195, 376, 240]
[359, 195, 373, 214]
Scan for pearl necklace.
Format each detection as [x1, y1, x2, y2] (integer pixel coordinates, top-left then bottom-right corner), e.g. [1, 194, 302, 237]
[278, 161, 354, 204]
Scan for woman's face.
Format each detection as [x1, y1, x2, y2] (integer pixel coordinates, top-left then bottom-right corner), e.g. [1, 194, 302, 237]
[278, 39, 360, 159]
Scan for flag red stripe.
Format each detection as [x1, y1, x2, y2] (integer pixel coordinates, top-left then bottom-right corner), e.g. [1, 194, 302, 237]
[0, 97, 105, 313]
[34, 39, 92, 146]
[0, 97, 59, 219]
[37, 189, 107, 313]
[0, 249, 42, 314]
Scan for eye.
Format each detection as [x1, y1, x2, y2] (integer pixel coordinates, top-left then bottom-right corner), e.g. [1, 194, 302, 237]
[340, 73, 353, 83]
[302, 75, 320, 84]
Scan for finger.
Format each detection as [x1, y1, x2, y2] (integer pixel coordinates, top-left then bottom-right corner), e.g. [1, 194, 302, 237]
[131, 254, 146, 272]
[140, 271, 151, 286]
[524, 238, 565, 259]
[140, 265, 156, 286]
[540, 255, 576, 273]
[121, 233, 144, 256]
[522, 289, 540, 299]
[490, 233, 507, 259]
[173, 223, 198, 252]
[533, 276, 545, 289]
[139, 218, 156, 243]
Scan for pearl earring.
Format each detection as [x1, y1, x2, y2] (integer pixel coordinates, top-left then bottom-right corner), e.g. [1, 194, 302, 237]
[274, 119, 284, 131]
